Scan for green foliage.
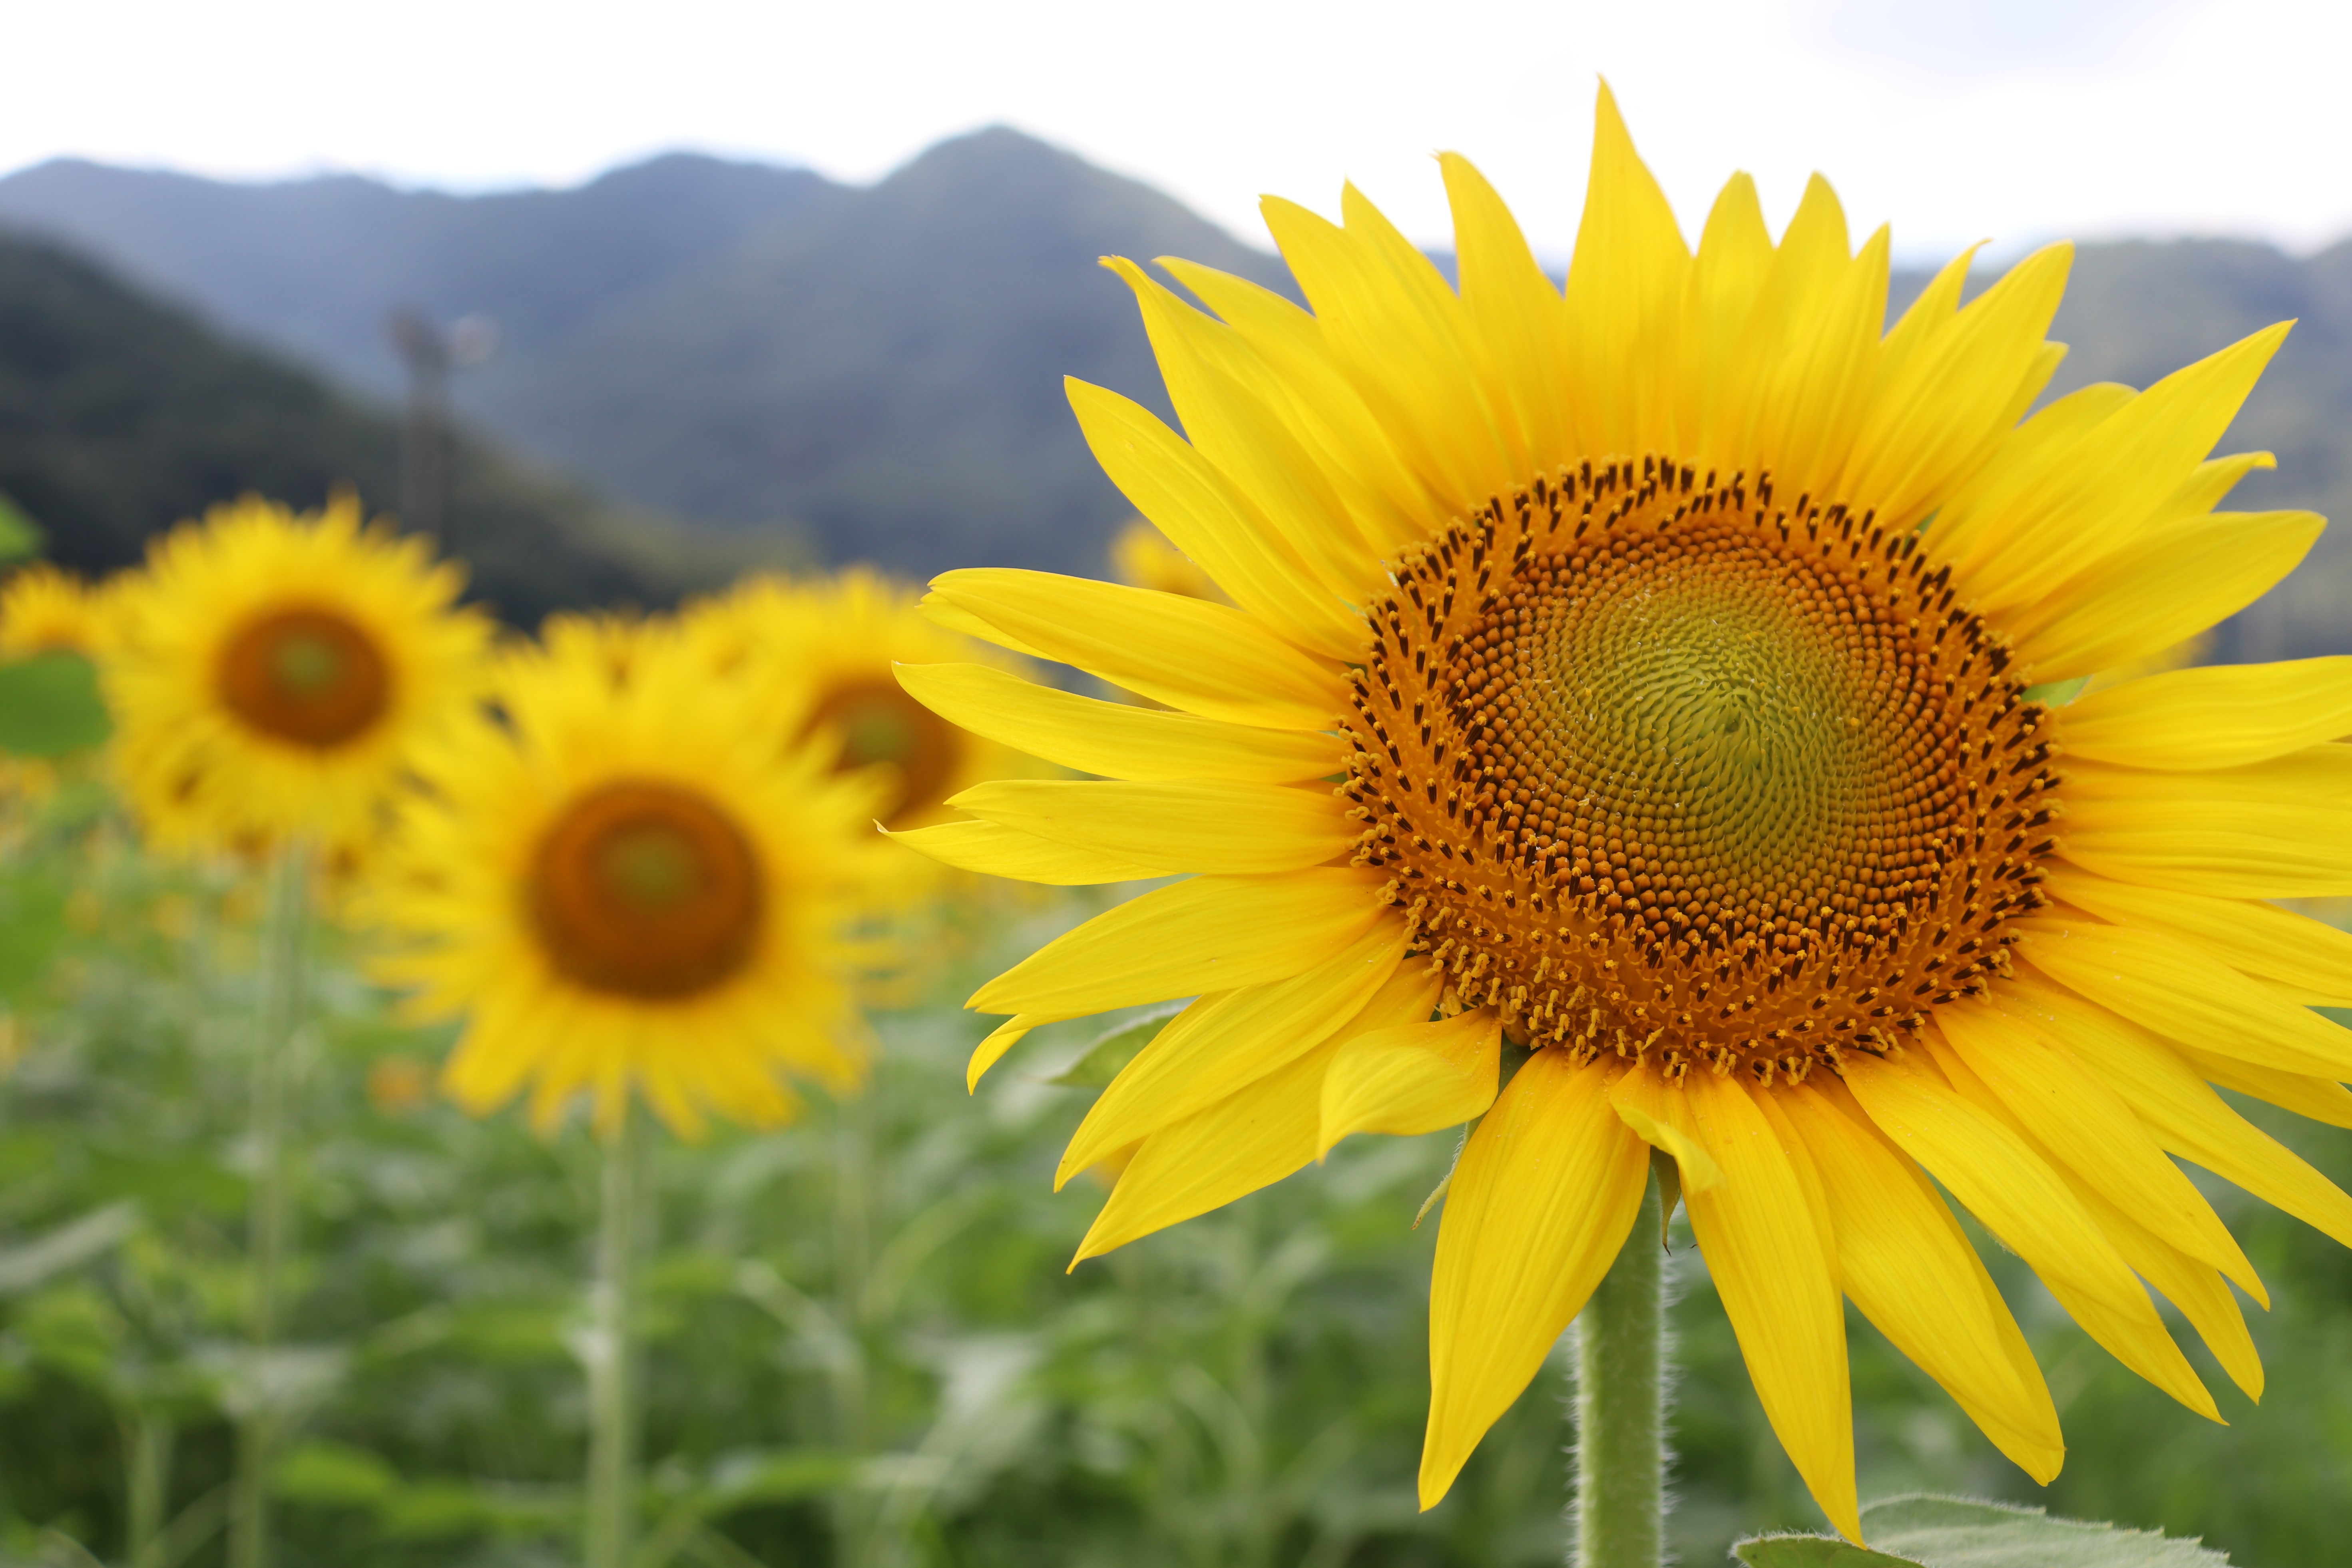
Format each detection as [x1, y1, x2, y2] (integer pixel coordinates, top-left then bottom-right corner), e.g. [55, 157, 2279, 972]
[0, 493, 40, 563]
[1736, 1494, 2232, 1566]
[0, 652, 110, 757]
[1046, 1006, 1183, 1088]
[0, 812, 2343, 1565]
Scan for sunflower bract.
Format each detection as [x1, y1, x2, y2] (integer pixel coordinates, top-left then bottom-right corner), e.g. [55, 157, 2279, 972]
[897, 84, 2352, 1546]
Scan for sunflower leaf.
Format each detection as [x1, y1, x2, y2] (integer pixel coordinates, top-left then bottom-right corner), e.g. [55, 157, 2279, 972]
[2021, 675, 2091, 707]
[1045, 1005, 1183, 1088]
[0, 652, 110, 757]
[0, 495, 40, 563]
[1731, 1536, 1920, 1567]
[1860, 1494, 2230, 1565]
[1737, 1495, 2234, 1567]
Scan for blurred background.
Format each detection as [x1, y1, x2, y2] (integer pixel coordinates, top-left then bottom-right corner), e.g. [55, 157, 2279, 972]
[0, 1, 2347, 1564]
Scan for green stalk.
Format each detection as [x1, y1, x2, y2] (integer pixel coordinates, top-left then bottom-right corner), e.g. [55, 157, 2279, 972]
[1573, 1178, 1667, 1568]
[123, 1409, 173, 1568]
[831, 1089, 875, 1568]
[229, 838, 312, 1568]
[584, 1112, 647, 1568]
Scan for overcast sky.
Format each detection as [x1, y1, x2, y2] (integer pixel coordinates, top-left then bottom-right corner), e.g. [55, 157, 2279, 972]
[12, 0, 2348, 265]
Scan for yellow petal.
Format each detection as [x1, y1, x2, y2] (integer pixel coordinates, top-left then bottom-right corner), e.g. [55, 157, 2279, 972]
[1317, 1006, 1501, 1158]
[1838, 243, 2071, 528]
[1093, 262, 1383, 611]
[1419, 1052, 1646, 1509]
[2014, 917, 2352, 1079]
[1157, 255, 1437, 554]
[1058, 921, 1408, 1181]
[1890, 1038, 2219, 1419]
[1605, 1066, 1725, 1193]
[1993, 974, 2352, 1247]
[2057, 746, 2352, 899]
[888, 818, 1162, 886]
[946, 778, 1350, 875]
[1753, 224, 1891, 504]
[969, 868, 1388, 1018]
[1067, 373, 1362, 658]
[1562, 82, 1689, 458]
[2008, 509, 2322, 681]
[2059, 657, 2352, 771]
[1681, 1069, 1859, 1544]
[895, 661, 1339, 785]
[2042, 864, 2352, 1005]
[1072, 1034, 1337, 1262]
[1956, 322, 2291, 607]
[1440, 152, 1573, 471]
[916, 592, 1051, 659]
[966, 1014, 1038, 1090]
[1778, 1082, 2064, 1483]
[1936, 998, 2257, 1294]
[2061, 1171, 2264, 1401]
[2180, 1046, 2352, 1132]
[1927, 382, 2136, 567]
[926, 568, 1342, 729]
[1677, 171, 1772, 456]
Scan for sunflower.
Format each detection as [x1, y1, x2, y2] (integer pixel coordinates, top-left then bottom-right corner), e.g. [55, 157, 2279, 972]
[368, 619, 892, 1138]
[1109, 518, 1228, 604]
[0, 563, 115, 659]
[104, 493, 490, 854]
[897, 86, 2352, 1541]
[681, 568, 1035, 835]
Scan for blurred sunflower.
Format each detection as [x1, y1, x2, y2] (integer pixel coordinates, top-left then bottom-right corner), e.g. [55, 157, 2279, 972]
[1108, 518, 1226, 604]
[105, 493, 490, 854]
[0, 563, 115, 659]
[900, 85, 2352, 1541]
[369, 620, 893, 1138]
[682, 568, 1034, 835]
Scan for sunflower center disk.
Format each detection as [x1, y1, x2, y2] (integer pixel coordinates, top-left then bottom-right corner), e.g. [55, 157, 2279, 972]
[218, 607, 392, 748]
[1343, 458, 2063, 1085]
[531, 779, 764, 1000]
[803, 677, 959, 829]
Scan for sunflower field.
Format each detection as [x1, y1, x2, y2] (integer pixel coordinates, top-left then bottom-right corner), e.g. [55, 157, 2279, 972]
[5, 87, 2352, 1568]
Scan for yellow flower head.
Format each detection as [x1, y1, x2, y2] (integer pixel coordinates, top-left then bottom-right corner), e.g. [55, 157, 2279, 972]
[680, 567, 1035, 835]
[105, 493, 490, 854]
[368, 619, 894, 1140]
[903, 85, 2352, 1541]
[0, 563, 116, 659]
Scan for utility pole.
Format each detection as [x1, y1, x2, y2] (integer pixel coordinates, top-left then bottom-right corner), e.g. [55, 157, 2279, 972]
[386, 311, 497, 555]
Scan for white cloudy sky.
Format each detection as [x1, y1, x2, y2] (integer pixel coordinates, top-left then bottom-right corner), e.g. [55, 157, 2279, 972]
[12, 0, 2348, 264]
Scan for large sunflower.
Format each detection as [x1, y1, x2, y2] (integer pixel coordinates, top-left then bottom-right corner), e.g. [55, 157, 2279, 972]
[898, 87, 2352, 1540]
[369, 619, 892, 1138]
[105, 494, 490, 853]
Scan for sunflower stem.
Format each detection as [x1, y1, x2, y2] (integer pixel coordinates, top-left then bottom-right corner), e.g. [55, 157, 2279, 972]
[585, 1111, 647, 1568]
[229, 837, 311, 1568]
[1573, 1178, 1667, 1568]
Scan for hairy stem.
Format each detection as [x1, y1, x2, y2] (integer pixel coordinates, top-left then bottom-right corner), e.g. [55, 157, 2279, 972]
[1575, 1179, 1667, 1568]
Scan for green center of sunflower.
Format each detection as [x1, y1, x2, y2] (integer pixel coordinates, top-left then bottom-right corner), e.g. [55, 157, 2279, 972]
[530, 779, 764, 1000]
[218, 607, 391, 749]
[1343, 457, 2061, 1086]
[801, 676, 959, 829]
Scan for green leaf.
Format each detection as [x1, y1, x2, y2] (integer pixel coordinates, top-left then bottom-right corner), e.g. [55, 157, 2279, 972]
[274, 1439, 401, 1507]
[0, 1201, 140, 1295]
[1733, 1535, 1922, 1567]
[2023, 675, 2091, 707]
[1739, 1496, 2234, 1568]
[0, 495, 42, 564]
[0, 652, 110, 757]
[1046, 1005, 1183, 1087]
[1862, 1494, 2230, 1566]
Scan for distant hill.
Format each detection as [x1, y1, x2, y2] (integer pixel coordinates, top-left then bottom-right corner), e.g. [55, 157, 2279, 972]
[0, 131, 1294, 578]
[2, 134, 2345, 656]
[0, 231, 774, 626]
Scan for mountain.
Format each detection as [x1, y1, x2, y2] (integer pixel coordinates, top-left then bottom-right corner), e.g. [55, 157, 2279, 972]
[0, 231, 775, 626]
[0, 131, 1296, 578]
[3, 134, 2346, 655]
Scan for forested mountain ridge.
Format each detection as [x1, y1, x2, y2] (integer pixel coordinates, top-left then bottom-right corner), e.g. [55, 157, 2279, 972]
[0, 231, 779, 626]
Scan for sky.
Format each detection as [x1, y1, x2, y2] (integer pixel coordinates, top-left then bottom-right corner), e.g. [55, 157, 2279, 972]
[12, 0, 2350, 265]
